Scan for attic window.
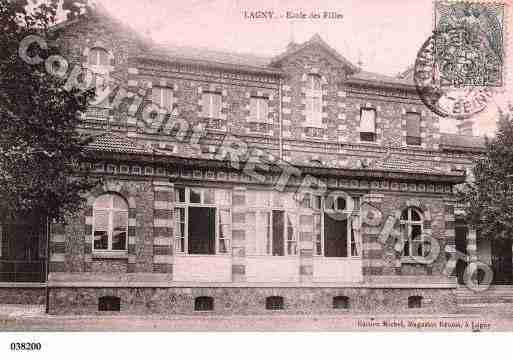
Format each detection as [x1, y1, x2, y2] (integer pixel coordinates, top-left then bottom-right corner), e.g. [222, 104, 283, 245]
[305, 74, 322, 127]
[89, 47, 109, 67]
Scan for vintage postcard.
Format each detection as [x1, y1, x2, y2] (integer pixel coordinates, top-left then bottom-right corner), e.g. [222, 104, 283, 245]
[1, 0, 513, 352]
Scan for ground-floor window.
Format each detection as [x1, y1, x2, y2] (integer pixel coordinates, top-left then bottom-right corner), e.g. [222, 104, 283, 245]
[175, 187, 231, 255]
[266, 296, 284, 310]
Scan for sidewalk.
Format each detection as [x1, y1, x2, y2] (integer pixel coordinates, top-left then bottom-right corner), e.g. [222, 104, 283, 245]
[1, 305, 511, 331]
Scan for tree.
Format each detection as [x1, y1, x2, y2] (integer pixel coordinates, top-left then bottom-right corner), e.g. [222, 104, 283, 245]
[459, 106, 513, 243]
[0, 0, 97, 222]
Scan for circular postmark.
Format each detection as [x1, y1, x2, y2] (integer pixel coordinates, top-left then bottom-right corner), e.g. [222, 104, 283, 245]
[414, 27, 500, 119]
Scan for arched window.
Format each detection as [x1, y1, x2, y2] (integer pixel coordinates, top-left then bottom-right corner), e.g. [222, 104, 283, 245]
[89, 47, 110, 67]
[333, 296, 350, 309]
[400, 207, 424, 257]
[194, 296, 214, 311]
[93, 193, 128, 251]
[265, 296, 284, 310]
[98, 296, 120, 311]
[408, 295, 422, 309]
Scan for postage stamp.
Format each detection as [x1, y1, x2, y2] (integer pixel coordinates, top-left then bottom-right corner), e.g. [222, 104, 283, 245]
[414, 1, 506, 118]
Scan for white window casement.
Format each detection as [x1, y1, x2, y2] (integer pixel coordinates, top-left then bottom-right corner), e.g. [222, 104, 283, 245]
[201, 92, 222, 119]
[400, 207, 425, 257]
[245, 191, 299, 257]
[92, 194, 129, 252]
[360, 108, 377, 142]
[305, 74, 323, 127]
[249, 97, 269, 123]
[174, 187, 231, 255]
[152, 86, 174, 112]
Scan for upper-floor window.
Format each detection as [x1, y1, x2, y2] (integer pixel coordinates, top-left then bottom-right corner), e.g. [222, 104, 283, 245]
[249, 97, 269, 122]
[360, 108, 376, 142]
[93, 193, 128, 251]
[152, 86, 174, 112]
[175, 187, 231, 255]
[406, 112, 421, 146]
[400, 207, 424, 257]
[202, 92, 222, 119]
[305, 74, 322, 127]
[89, 47, 109, 67]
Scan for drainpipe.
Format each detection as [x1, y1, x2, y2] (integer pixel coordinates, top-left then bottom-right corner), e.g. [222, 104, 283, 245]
[278, 77, 283, 160]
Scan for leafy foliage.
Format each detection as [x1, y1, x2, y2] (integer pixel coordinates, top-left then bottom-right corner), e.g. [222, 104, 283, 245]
[459, 106, 513, 242]
[0, 0, 98, 222]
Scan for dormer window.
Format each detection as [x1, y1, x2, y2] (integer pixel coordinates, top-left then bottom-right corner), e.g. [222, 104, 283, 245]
[89, 47, 109, 67]
[360, 108, 376, 142]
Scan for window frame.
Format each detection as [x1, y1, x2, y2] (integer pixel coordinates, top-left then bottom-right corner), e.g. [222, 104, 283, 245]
[249, 96, 269, 123]
[400, 207, 425, 258]
[92, 193, 129, 253]
[245, 191, 300, 257]
[202, 92, 222, 119]
[317, 195, 361, 258]
[89, 47, 110, 67]
[152, 86, 174, 112]
[174, 187, 231, 256]
[405, 112, 422, 146]
[359, 107, 377, 142]
[305, 74, 323, 127]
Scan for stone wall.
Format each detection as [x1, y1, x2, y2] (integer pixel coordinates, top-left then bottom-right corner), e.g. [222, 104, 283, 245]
[0, 288, 45, 305]
[48, 286, 457, 315]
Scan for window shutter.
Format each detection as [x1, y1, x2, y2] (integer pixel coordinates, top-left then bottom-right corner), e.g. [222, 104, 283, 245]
[213, 93, 222, 119]
[249, 98, 257, 121]
[152, 87, 162, 108]
[406, 112, 421, 138]
[164, 88, 173, 112]
[260, 99, 269, 122]
[360, 109, 376, 133]
[201, 93, 210, 117]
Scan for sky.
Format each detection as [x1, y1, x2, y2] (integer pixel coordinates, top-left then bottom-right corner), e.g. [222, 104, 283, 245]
[94, 0, 512, 136]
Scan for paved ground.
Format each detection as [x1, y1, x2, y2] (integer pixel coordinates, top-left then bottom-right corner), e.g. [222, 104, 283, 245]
[1, 305, 513, 331]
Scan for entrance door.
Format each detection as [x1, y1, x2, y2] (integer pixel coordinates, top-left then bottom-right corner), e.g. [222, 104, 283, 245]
[491, 237, 513, 284]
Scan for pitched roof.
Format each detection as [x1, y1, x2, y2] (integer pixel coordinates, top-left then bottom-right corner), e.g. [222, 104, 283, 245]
[440, 133, 486, 151]
[86, 133, 154, 155]
[270, 34, 360, 73]
[346, 70, 415, 88]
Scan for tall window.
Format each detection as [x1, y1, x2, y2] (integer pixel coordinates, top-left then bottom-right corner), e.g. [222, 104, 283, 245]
[249, 97, 269, 122]
[400, 207, 424, 257]
[305, 74, 322, 127]
[245, 191, 298, 257]
[93, 194, 128, 251]
[89, 47, 109, 67]
[322, 195, 360, 258]
[152, 86, 174, 112]
[360, 108, 377, 142]
[406, 112, 421, 145]
[174, 187, 231, 255]
[202, 92, 222, 119]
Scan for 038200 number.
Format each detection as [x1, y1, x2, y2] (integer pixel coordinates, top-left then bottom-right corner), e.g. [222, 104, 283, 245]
[10, 342, 42, 351]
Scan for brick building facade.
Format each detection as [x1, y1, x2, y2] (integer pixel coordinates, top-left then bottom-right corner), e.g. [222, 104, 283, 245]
[0, 11, 492, 314]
